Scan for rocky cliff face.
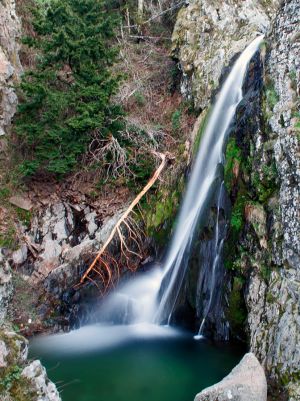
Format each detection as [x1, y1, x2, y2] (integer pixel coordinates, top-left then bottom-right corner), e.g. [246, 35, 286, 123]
[0, 329, 61, 401]
[172, 0, 279, 110]
[0, 0, 22, 141]
[172, 0, 299, 399]
[0, 3, 63, 400]
[245, 1, 300, 398]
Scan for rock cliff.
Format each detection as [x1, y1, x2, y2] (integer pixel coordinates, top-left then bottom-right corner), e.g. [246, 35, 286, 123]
[172, 0, 299, 398]
[0, 0, 22, 141]
[245, 0, 300, 398]
[172, 0, 279, 110]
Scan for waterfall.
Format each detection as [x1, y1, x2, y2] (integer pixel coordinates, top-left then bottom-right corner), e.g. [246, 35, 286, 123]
[194, 182, 226, 339]
[154, 35, 264, 325]
[96, 35, 264, 334]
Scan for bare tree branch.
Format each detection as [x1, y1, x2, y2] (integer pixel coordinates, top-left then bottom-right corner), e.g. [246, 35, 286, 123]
[78, 152, 167, 288]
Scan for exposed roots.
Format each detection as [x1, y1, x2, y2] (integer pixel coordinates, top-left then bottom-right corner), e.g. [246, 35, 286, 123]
[77, 152, 167, 292]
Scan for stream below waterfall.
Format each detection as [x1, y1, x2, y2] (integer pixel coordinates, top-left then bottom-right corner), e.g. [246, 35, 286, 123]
[30, 326, 244, 401]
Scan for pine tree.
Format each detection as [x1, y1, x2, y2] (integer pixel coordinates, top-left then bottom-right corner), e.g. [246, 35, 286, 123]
[15, 0, 122, 176]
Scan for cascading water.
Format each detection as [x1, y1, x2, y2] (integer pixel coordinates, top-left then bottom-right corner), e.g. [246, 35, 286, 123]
[194, 182, 226, 339]
[31, 35, 264, 358]
[93, 35, 264, 335]
[154, 35, 264, 327]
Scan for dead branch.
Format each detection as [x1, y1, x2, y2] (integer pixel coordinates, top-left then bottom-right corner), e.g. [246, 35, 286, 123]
[79, 152, 167, 287]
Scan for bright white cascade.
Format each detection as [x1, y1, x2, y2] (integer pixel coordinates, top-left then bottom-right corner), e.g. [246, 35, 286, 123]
[32, 36, 264, 353]
[98, 35, 264, 330]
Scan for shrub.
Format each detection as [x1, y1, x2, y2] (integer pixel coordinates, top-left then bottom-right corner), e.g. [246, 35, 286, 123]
[14, 0, 122, 177]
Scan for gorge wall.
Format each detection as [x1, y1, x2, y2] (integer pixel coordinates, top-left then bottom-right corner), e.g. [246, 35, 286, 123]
[0, 0, 22, 140]
[172, 0, 299, 399]
[0, 2, 61, 400]
[0, 0, 299, 400]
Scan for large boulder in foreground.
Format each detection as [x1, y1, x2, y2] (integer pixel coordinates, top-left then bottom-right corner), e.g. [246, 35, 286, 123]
[195, 353, 267, 401]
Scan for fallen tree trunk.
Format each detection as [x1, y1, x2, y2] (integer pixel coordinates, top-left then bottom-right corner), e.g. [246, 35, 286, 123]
[79, 152, 167, 287]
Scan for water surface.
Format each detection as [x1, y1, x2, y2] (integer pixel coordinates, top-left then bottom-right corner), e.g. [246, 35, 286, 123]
[30, 325, 244, 401]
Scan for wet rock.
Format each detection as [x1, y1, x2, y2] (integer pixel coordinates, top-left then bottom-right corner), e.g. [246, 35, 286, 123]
[195, 353, 267, 401]
[245, 203, 267, 247]
[243, 0, 300, 391]
[22, 360, 62, 401]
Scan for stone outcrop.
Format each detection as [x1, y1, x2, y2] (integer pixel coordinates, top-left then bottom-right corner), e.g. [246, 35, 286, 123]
[0, 329, 61, 401]
[172, 0, 299, 398]
[23, 202, 126, 293]
[172, 0, 279, 110]
[5, 200, 129, 329]
[0, 0, 22, 141]
[245, 0, 300, 396]
[195, 353, 267, 401]
[22, 360, 62, 401]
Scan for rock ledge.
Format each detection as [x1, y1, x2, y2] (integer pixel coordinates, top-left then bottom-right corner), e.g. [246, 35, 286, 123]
[195, 353, 267, 401]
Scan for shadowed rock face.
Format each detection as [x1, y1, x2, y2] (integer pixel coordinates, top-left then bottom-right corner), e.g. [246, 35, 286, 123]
[195, 353, 267, 401]
[172, 0, 299, 397]
[245, 0, 300, 397]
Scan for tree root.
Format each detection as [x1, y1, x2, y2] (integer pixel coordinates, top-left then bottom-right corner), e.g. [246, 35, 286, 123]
[77, 152, 167, 291]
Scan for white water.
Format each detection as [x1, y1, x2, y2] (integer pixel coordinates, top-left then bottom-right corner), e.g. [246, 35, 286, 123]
[97, 35, 264, 332]
[194, 182, 225, 340]
[31, 36, 263, 353]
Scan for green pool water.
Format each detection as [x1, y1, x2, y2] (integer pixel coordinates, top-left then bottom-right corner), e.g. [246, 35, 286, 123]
[30, 324, 244, 401]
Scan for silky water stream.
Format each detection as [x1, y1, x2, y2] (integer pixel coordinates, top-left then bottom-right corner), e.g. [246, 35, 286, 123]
[30, 36, 263, 401]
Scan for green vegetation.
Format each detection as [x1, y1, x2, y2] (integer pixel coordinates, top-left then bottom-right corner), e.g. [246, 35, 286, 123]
[226, 277, 247, 335]
[265, 79, 279, 111]
[171, 109, 182, 134]
[0, 224, 17, 249]
[14, 0, 122, 177]
[0, 331, 36, 401]
[224, 137, 242, 192]
[142, 186, 183, 246]
[230, 192, 247, 235]
[134, 91, 146, 107]
[193, 108, 210, 155]
[251, 159, 278, 203]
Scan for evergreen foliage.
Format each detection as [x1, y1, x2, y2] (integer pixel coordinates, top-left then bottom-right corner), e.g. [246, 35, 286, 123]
[15, 0, 122, 176]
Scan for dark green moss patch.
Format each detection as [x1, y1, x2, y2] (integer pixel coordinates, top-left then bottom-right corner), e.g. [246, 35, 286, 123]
[224, 137, 242, 192]
[226, 277, 247, 337]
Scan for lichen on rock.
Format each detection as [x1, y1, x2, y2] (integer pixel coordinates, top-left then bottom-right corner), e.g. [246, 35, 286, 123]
[171, 0, 279, 110]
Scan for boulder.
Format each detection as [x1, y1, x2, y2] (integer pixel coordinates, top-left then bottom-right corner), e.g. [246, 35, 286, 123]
[9, 195, 33, 211]
[22, 360, 62, 401]
[195, 353, 267, 401]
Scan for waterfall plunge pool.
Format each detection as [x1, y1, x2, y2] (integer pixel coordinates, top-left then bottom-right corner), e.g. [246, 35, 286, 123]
[30, 324, 244, 401]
